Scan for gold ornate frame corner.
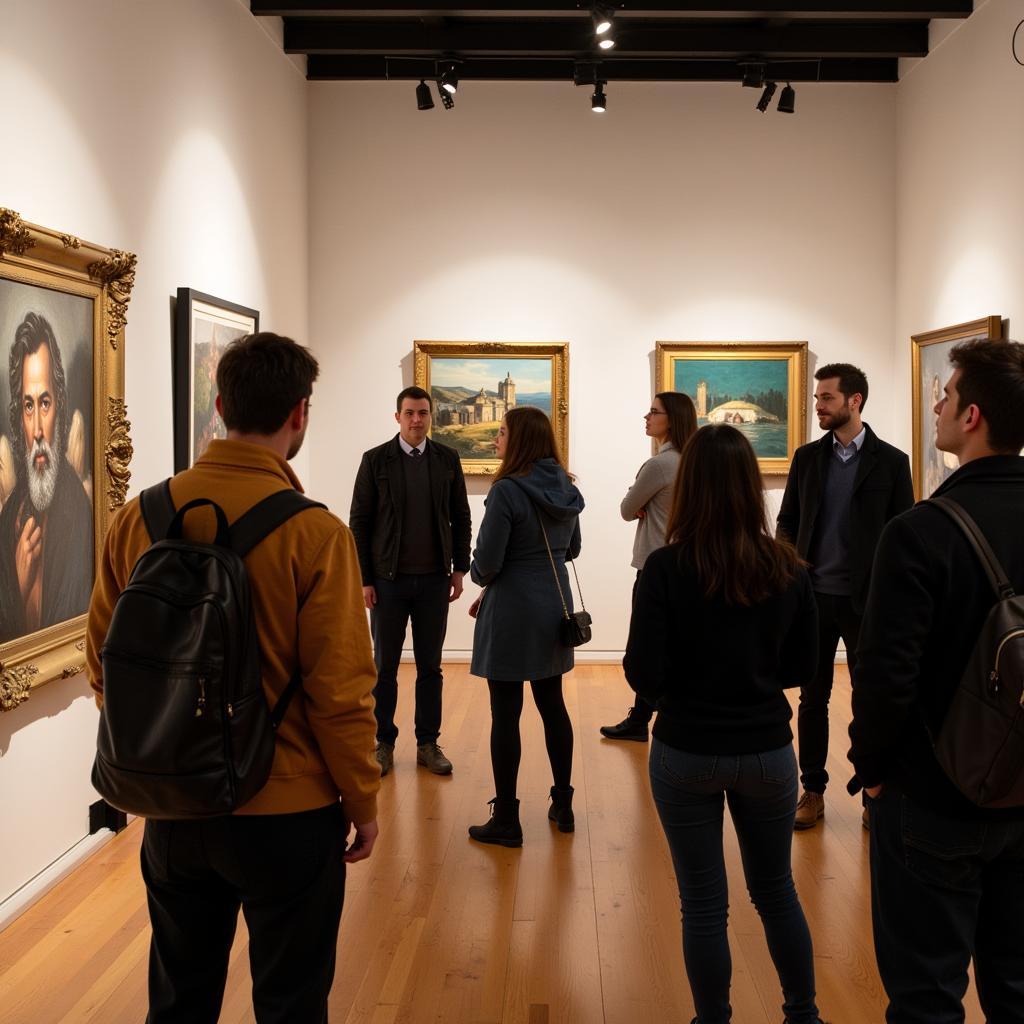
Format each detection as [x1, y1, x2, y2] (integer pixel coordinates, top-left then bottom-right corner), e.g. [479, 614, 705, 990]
[0, 209, 135, 711]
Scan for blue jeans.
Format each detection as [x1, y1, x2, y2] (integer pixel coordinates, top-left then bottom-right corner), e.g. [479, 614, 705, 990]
[649, 739, 819, 1024]
[869, 788, 1024, 1023]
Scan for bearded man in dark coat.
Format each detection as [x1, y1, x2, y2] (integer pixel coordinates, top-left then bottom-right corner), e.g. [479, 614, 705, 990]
[0, 312, 92, 643]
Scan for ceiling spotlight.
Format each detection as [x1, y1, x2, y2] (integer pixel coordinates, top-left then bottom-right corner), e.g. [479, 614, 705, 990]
[777, 82, 796, 113]
[416, 80, 434, 111]
[591, 81, 607, 112]
[439, 84, 454, 110]
[741, 63, 766, 89]
[592, 5, 614, 35]
[756, 81, 777, 112]
[598, 36, 616, 50]
[440, 63, 458, 94]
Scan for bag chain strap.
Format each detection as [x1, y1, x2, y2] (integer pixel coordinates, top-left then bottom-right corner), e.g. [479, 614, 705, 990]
[531, 504, 587, 620]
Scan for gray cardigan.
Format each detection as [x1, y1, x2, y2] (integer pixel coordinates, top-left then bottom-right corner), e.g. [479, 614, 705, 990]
[470, 459, 584, 681]
[620, 442, 680, 570]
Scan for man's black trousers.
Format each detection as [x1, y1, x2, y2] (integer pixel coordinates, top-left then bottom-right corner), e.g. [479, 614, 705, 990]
[142, 803, 346, 1023]
[371, 571, 450, 745]
[797, 591, 861, 795]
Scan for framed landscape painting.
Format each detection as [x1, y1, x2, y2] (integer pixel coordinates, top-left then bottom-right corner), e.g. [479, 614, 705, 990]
[656, 341, 807, 475]
[174, 288, 258, 471]
[911, 315, 1002, 500]
[0, 209, 133, 712]
[413, 341, 569, 475]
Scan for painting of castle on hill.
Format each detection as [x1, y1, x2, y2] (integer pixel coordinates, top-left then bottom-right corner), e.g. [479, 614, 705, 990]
[413, 341, 569, 475]
[656, 342, 807, 475]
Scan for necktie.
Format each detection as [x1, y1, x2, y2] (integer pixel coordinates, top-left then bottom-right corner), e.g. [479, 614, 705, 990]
[410, 448, 421, 458]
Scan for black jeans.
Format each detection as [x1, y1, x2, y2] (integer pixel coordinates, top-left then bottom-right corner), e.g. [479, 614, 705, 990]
[141, 803, 346, 1023]
[797, 591, 861, 794]
[488, 676, 574, 801]
[868, 789, 1024, 1024]
[649, 740, 819, 1024]
[629, 570, 656, 723]
[371, 571, 450, 744]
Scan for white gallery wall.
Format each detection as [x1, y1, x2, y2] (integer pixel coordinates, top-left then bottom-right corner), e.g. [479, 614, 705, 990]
[0, 0, 308, 908]
[895, 0, 1024, 455]
[307, 79, 899, 658]
[1, 0, 1019, 919]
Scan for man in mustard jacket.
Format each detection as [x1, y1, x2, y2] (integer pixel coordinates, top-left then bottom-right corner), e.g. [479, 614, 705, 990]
[87, 332, 379, 1023]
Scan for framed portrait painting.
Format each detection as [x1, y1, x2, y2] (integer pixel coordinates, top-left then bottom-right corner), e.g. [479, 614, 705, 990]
[0, 209, 134, 712]
[911, 315, 1003, 500]
[656, 341, 808, 475]
[174, 289, 258, 471]
[413, 341, 569, 476]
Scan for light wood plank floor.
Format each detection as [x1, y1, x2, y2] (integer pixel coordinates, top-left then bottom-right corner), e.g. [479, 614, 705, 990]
[0, 664, 984, 1023]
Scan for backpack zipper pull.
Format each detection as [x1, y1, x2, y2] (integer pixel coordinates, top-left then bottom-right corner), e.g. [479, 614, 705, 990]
[195, 677, 207, 717]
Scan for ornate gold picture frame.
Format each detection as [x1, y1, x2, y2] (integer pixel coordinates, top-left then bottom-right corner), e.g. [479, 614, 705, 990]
[656, 341, 808, 475]
[911, 315, 1002, 501]
[413, 341, 569, 476]
[0, 209, 134, 713]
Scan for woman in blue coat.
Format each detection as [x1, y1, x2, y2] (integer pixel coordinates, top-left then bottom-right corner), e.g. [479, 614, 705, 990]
[467, 406, 584, 847]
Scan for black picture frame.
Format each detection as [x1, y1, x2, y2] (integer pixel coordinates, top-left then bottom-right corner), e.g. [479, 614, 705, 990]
[173, 288, 258, 471]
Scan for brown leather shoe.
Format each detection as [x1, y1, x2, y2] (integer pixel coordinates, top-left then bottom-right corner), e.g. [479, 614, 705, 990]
[794, 790, 825, 830]
[417, 742, 453, 775]
[375, 742, 394, 777]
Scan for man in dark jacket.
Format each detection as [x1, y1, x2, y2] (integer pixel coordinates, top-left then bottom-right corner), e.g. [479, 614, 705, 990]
[349, 386, 471, 777]
[848, 338, 1024, 1024]
[777, 363, 913, 829]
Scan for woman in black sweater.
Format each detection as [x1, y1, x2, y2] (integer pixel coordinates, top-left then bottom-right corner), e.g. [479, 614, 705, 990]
[624, 424, 826, 1024]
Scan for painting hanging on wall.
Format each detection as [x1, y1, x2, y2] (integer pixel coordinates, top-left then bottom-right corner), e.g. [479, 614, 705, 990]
[413, 341, 569, 475]
[0, 209, 134, 712]
[911, 315, 1003, 501]
[174, 288, 258, 471]
[655, 341, 808, 474]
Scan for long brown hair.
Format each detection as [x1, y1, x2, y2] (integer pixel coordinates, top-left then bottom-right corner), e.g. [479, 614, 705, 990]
[654, 391, 698, 450]
[493, 406, 566, 482]
[666, 424, 800, 606]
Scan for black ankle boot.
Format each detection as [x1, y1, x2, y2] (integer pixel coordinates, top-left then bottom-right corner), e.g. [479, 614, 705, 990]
[599, 708, 650, 742]
[468, 798, 523, 847]
[548, 785, 575, 833]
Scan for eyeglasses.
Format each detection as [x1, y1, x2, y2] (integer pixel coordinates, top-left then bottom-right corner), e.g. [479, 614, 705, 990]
[645, 409, 667, 417]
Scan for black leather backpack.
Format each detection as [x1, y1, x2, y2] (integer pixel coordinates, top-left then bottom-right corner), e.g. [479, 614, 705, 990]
[92, 480, 325, 819]
[927, 496, 1024, 809]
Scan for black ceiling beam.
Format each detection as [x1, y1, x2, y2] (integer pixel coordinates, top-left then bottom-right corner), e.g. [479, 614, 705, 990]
[284, 18, 928, 57]
[306, 54, 898, 81]
[256, 1, 969, 17]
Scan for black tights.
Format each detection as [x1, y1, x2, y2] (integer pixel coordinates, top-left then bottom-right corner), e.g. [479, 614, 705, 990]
[487, 676, 574, 802]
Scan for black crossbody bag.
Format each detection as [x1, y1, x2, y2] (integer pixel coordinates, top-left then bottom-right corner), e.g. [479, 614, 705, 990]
[510, 480, 591, 648]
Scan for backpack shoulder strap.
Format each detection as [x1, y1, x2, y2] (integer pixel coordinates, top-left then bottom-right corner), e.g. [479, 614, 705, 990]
[139, 479, 176, 542]
[229, 489, 328, 558]
[926, 496, 1015, 600]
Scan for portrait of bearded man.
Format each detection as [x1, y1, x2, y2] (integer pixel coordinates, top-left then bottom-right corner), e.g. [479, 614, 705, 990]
[0, 311, 93, 644]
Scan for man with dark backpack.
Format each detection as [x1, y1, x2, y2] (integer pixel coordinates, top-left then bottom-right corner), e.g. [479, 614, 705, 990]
[848, 338, 1024, 1024]
[86, 332, 379, 1023]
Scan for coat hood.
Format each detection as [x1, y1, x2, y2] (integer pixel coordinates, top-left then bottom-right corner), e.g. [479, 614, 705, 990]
[508, 458, 585, 522]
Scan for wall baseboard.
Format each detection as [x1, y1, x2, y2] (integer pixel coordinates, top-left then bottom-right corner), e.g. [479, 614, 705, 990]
[0, 829, 116, 933]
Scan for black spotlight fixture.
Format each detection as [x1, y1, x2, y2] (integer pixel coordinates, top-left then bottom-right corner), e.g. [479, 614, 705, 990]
[756, 81, 777, 112]
[436, 81, 454, 110]
[777, 82, 796, 114]
[591, 4, 614, 36]
[741, 63, 766, 89]
[591, 80, 607, 112]
[440, 63, 459, 95]
[416, 80, 434, 111]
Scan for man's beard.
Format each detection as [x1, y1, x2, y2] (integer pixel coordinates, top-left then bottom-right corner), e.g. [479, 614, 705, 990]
[25, 437, 61, 513]
[820, 403, 851, 432]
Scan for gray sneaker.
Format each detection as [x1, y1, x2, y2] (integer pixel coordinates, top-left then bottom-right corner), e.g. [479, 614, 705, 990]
[375, 742, 394, 777]
[417, 742, 453, 775]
